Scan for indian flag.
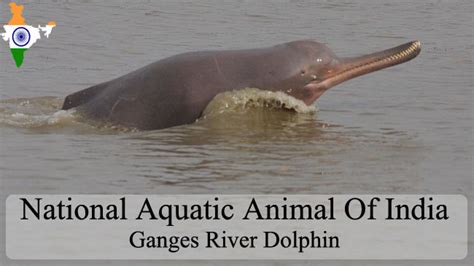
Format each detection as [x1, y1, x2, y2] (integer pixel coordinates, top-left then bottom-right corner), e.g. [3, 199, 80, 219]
[3, 25, 39, 67]
[2, 3, 56, 68]
[2, 3, 57, 67]
[3, 23, 56, 68]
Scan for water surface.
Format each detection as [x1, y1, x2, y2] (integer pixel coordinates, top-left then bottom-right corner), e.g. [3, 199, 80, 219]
[0, 1, 472, 265]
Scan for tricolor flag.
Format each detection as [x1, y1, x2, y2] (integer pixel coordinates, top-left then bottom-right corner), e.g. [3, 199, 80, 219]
[1, 2, 56, 67]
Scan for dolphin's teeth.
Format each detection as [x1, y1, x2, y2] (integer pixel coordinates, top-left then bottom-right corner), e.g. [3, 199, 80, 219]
[412, 41, 421, 50]
[388, 43, 419, 61]
[400, 44, 418, 58]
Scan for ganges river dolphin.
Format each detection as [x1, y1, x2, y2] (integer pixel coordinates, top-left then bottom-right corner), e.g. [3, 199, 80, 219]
[62, 40, 421, 130]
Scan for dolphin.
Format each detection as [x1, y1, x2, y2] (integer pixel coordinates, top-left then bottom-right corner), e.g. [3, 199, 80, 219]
[62, 40, 421, 130]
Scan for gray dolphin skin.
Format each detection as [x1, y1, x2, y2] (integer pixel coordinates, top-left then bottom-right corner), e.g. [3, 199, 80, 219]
[62, 40, 421, 130]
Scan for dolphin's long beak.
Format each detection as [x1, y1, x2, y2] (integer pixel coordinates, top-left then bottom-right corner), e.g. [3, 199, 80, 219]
[320, 40, 421, 89]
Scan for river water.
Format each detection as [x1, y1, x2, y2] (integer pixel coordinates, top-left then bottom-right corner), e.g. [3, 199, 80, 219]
[0, 0, 472, 265]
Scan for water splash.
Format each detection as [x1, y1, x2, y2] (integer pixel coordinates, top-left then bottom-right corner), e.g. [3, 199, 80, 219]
[202, 87, 317, 118]
[0, 96, 86, 130]
[6, 109, 76, 128]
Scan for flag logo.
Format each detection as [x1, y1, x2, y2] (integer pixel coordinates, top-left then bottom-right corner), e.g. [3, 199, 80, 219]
[1, 2, 57, 68]
[12, 27, 30, 47]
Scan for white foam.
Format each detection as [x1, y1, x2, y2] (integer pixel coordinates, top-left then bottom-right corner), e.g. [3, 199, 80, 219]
[1, 108, 76, 128]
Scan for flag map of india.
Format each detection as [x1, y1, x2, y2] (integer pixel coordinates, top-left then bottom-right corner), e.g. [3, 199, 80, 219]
[1, 2, 56, 68]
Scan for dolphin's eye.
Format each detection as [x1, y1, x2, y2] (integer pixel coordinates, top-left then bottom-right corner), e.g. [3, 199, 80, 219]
[315, 55, 334, 65]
